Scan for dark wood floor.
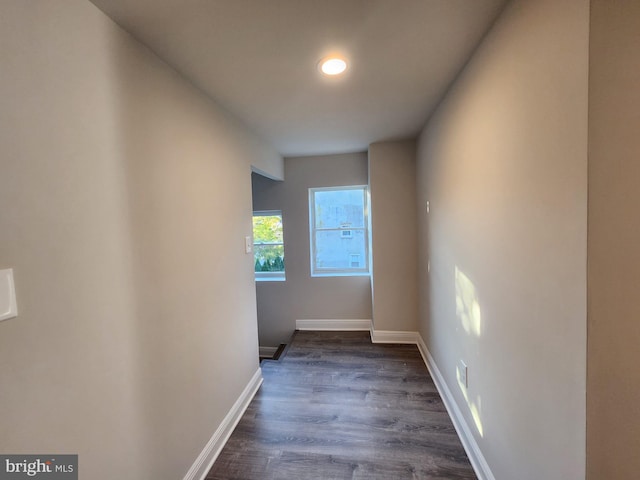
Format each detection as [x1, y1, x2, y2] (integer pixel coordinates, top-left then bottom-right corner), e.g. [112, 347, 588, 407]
[207, 331, 476, 480]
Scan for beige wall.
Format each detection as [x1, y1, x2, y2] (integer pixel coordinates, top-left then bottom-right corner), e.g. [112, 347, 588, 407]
[587, 1, 640, 477]
[253, 153, 372, 347]
[416, 0, 589, 478]
[369, 141, 419, 332]
[0, 1, 281, 478]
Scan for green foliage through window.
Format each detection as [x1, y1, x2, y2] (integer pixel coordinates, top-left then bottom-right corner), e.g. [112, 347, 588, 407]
[253, 212, 285, 276]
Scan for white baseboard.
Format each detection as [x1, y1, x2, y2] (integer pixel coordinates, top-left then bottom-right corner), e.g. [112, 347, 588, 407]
[415, 336, 495, 480]
[186, 328, 492, 480]
[296, 319, 372, 331]
[259, 346, 278, 357]
[183, 368, 263, 480]
[370, 329, 420, 344]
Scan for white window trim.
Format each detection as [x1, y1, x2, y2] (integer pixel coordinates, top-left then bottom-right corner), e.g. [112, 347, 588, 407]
[255, 271, 285, 281]
[308, 186, 371, 277]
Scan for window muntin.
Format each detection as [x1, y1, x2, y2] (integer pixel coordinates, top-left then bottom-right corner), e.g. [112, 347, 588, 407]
[253, 211, 285, 281]
[309, 186, 370, 276]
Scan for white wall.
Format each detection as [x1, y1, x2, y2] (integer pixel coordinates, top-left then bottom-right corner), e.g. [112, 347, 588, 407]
[369, 141, 419, 332]
[0, 1, 281, 478]
[587, 1, 640, 477]
[416, 0, 588, 478]
[252, 153, 372, 347]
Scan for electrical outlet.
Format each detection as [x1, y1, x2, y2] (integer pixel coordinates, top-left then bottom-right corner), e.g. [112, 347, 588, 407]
[426, 200, 430, 214]
[458, 360, 468, 388]
[0, 269, 18, 322]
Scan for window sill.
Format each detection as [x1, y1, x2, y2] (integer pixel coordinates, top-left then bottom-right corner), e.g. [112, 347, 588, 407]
[255, 275, 286, 282]
[311, 272, 371, 278]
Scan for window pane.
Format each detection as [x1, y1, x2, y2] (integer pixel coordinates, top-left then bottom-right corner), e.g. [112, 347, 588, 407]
[254, 244, 285, 272]
[314, 229, 366, 270]
[314, 189, 365, 229]
[253, 215, 283, 243]
[253, 212, 285, 277]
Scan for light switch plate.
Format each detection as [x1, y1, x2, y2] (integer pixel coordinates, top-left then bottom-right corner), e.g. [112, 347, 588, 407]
[245, 236, 253, 254]
[0, 268, 18, 322]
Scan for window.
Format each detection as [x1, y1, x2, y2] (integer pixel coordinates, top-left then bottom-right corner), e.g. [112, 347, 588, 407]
[253, 211, 285, 281]
[309, 186, 370, 276]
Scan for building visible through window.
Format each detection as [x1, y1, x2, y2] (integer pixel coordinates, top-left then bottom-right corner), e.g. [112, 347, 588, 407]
[253, 211, 285, 281]
[309, 186, 370, 276]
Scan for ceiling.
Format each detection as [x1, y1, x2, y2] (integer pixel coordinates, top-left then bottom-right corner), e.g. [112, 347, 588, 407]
[89, 0, 508, 157]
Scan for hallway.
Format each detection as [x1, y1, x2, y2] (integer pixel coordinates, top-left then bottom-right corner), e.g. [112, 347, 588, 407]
[208, 331, 475, 479]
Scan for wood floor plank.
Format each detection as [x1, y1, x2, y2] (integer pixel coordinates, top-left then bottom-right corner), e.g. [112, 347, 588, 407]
[207, 331, 476, 480]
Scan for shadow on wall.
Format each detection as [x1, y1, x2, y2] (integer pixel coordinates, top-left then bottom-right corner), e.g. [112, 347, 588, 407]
[455, 266, 484, 438]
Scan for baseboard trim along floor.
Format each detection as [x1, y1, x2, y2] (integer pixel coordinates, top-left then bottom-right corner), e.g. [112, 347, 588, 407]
[295, 318, 372, 331]
[189, 323, 495, 480]
[416, 336, 496, 480]
[183, 368, 263, 480]
[298, 318, 494, 479]
[258, 346, 278, 358]
[370, 329, 420, 344]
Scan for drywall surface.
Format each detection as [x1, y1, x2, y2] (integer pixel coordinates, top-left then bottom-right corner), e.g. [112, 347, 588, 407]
[416, 0, 588, 478]
[369, 141, 418, 332]
[0, 1, 280, 478]
[587, 1, 640, 478]
[253, 153, 372, 347]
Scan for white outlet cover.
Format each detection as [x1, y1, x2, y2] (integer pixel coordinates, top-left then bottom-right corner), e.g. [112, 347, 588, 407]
[0, 269, 18, 322]
[458, 360, 468, 388]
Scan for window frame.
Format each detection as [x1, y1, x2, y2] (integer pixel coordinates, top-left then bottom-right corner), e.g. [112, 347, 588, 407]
[308, 185, 371, 277]
[253, 210, 286, 282]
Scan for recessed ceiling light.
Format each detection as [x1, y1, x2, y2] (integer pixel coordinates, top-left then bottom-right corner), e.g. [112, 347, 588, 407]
[319, 57, 347, 76]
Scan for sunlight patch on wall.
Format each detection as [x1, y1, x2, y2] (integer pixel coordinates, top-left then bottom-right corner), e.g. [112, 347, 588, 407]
[455, 265, 484, 437]
[457, 362, 485, 437]
[455, 266, 482, 337]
